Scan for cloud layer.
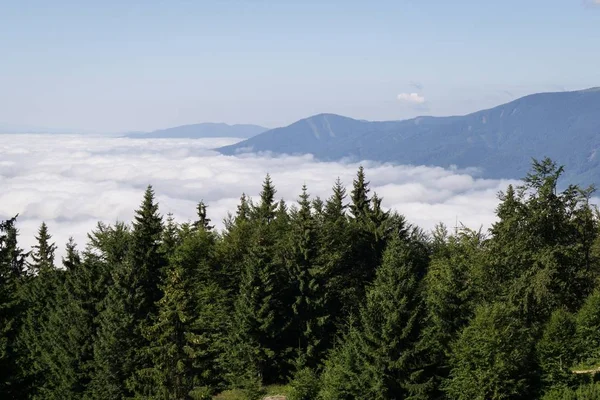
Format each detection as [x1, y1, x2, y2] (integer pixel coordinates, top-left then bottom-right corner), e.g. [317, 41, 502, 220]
[0, 134, 516, 259]
[397, 93, 426, 104]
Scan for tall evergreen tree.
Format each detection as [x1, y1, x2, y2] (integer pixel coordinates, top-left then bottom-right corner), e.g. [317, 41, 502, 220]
[226, 224, 283, 387]
[489, 158, 598, 324]
[129, 185, 166, 316]
[445, 302, 535, 400]
[253, 174, 277, 224]
[320, 234, 429, 399]
[218, 193, 254, 296]
[319, 178, 353, 324]
[194, 200, 213, 232]
[89, 187, 166, 399]
[537, 308, 578, 391]
[39, 239, 100, 399]
[161, 213, 180, 260]
[0, 216, 26, 398]
[17, 222, 59, 399]
[227, 176, 290, 386]
[420, 228, 485, 395]
[288, 185, 328, 370]
[349, 166, 371, 221]
[139, 224, 228, 398]
[27, 222, 57, 273]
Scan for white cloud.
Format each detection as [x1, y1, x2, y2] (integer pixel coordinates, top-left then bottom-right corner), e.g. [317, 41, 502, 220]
[0, 134, 516, 260]
[397, 92, 426, 104]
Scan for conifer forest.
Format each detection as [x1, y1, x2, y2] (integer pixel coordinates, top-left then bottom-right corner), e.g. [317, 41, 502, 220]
[3, 158, 600, 400]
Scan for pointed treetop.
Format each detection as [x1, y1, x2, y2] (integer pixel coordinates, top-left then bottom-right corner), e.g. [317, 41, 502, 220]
[0, 215, 26, 278]
[312, 196, 324, 216]
[62, 237, 81, 271]
[299, 184, 311, 208]
[325, 177, 347, 220]
[350, 166, 372, 220]
[236, 193, 251, 222]
[260, 174, 276, 206]
[161, 212, 180, 257]
[133, 185, 162, 230]
[29, 222, 57, 273]
[255, 174, 278, 223]
[194, 200, 214, 231]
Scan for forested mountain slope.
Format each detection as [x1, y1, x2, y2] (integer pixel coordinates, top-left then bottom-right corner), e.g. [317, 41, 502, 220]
[219, 88, 600, 185]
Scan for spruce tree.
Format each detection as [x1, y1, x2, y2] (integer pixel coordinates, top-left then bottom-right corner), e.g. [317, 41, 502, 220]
[28, 222, 57, 273]
[253, 174, 277, 224]
[488, 158, 598, 325]
[317, 177, 356, 337]
[17, 222, 59, 399]
[537, 308, 578, 391]
[140, 225, 228, 398]
[138, 246, 198, 399]
[0, 216, 26, 397]
[227, 176, 290, 386]
[218, 193, 254, 296]
[40, 239, 98, 399]
[288, 185, 328, 370]
[161, 213, 180, 259]
[320, 234, 429, 399]
[89, 188, 165, 398]
[349, 166, 371, 221]
[445, 302, 535, 400]
[573, 289, 600, 371]
[420, 228, 485, 394]
[129, 185, 165, 316]
[345, 167, 385, 314]
[88, 262, 140, 399]
[194, 200, 213, 232]
[227, 224, 282, 387]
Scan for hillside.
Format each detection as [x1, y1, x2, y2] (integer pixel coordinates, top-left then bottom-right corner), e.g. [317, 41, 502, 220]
[127, 122, 268, 139]
[219, 88, 600, 185]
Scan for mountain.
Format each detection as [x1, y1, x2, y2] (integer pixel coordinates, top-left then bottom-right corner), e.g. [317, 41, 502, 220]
[218, 88, 600, 185]
[126, 123, 268, 139]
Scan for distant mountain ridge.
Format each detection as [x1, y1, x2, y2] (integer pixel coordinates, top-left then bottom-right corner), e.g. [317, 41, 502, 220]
[126, 123, 268, 139]
[218, 88, 600, 186]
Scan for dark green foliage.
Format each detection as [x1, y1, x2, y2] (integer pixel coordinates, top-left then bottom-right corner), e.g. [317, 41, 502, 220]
[445, 302, 535, 400]
[137, 224, 228, 398]
[420, 228, 486, 394]
[319, 234, 429, 399]
[0, 216, 26, 397]
[89, 187, 167, 399]
[88, 259, 140, 399]
[288, 367, 320, 400]
[287, 185, 328, 370]
[489, 158, 598, 324]
[226, 224, 283, 386]
[16, 222, 60, 399]
[537, 308, 578, 390]
[194, 201, 213, 231]
[574, 290, 600, 370]
[129, 185, 166, 317]
[349, 166, 371, 221]
[4, 160, 600, 400]
[541, 383, 600, 400]
[28, 222, 56, 273]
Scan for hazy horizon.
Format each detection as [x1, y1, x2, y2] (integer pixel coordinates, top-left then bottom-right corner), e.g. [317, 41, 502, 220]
[1, 0, 599, 133]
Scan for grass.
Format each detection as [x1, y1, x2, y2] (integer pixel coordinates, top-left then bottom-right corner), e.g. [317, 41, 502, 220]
[213, 384, 291, 400]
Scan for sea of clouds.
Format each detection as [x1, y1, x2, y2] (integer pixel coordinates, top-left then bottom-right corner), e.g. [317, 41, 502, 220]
[0, 134, 517, 259]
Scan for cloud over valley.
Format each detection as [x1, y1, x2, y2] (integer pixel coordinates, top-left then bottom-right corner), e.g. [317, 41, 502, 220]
[0, 134, 517, 257]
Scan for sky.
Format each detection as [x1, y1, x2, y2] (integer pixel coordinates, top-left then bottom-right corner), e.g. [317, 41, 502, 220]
[0, 134, 517, 259]
[1, 0, 599, 132]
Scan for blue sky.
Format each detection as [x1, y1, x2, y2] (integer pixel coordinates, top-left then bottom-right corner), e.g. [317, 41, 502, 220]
[1, 0, 599, 132]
